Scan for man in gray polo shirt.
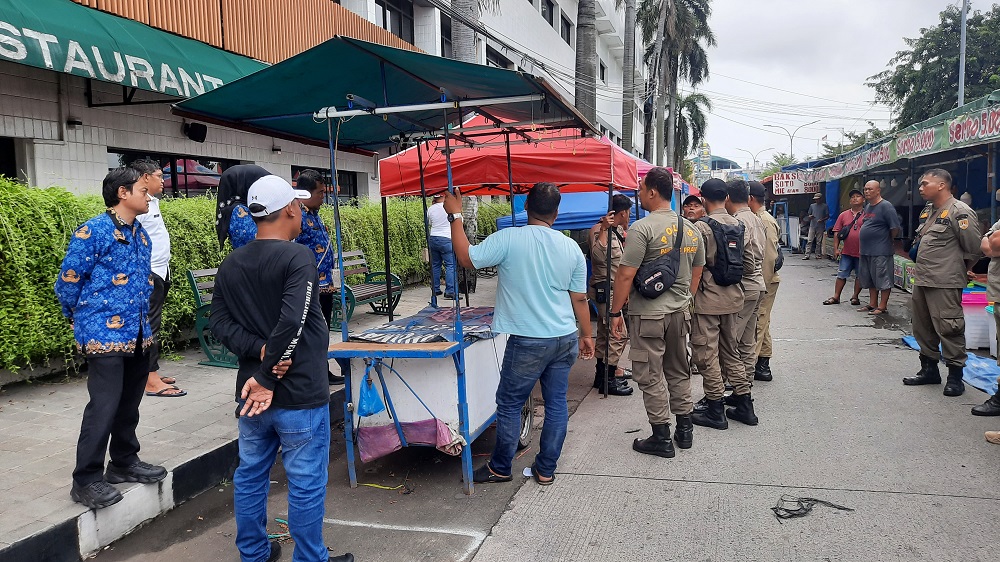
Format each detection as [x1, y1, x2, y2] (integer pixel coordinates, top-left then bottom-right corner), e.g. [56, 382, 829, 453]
[857, 180, 900, 315]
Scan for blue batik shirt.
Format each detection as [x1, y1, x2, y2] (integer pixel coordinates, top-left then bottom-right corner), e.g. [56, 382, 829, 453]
[295, 206, 335, 293]
[229, 204, 257, 250]
[55, 210, 154, 356]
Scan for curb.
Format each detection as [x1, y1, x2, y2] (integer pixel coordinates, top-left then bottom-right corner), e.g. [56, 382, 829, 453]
[0, 388, 345, 561]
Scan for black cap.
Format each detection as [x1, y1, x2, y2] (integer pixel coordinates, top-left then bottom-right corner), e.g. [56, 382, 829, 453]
[748, 181, 767, 199]
[848, 189, 863, 198]
[700, 178, 728, 202]
[682, 195, 702, 207]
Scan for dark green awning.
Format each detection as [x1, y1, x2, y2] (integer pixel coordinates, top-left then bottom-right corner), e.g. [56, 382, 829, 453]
[0, 0, 266, 97]
[173, 36, 595, 152]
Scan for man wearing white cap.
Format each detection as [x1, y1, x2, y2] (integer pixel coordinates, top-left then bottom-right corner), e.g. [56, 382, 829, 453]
[210, 175, 353, 562]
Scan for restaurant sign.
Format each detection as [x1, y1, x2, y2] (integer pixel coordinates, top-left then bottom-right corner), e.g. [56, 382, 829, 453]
[772, 172, 820, 195]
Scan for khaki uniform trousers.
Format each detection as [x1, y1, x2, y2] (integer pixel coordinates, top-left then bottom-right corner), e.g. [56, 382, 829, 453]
[594, 299, 627, 368]
[911, 285, 967, 367]
[755, 282, 779, 358]
[628, 312, 692, 424]
[733, 290, 762, 395]
[691, 312, 741, 401]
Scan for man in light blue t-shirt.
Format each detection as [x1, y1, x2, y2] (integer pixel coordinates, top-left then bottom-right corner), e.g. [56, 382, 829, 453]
[444, 183, 594, 486]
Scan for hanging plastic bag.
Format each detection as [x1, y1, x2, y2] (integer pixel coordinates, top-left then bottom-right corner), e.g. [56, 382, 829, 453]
[357, 369, 386, 417]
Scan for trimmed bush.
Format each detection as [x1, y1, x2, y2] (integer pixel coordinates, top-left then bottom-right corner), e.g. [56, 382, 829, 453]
[0, 177, 514, 372]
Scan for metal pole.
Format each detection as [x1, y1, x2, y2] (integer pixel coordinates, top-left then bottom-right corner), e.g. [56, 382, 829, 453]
[416, 142, 436, 308]
[959, 0, 969, 107]
[381, 196, 393, 321]
[504, 132, 516, 227]
[328, 119, 349, 344]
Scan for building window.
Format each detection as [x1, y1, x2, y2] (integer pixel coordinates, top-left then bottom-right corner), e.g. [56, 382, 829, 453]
[107, 149, 237, 198]
[560, 15, 572, 44]
[375, 0, 415, 44]
[441, 14, 453, 59]
[292, 166, 360, 205]
[486, 45, 514, 69]
[542, 0, 555, 26]
[599, 61, 607, 83]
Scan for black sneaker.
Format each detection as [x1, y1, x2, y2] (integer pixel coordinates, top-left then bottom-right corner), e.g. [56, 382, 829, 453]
[105, 461, 167, 484]
[71, 480, 123, 509]
[328, 370, 345, 385]
[329, 554, 355, 562]
[266, 540, 282, 562]
[443, 293, 457, 300]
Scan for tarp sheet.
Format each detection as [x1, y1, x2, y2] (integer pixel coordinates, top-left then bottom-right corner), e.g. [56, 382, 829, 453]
[378, 116, 639, 195]
[902, 336, 999, 395]
[351, 306, 495, 344]
[496, 191, 645, 231]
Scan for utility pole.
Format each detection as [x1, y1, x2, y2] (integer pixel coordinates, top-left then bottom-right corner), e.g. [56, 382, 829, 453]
[765, 121, 819, 159]
[735, 147, 774, 173]
[958, 0, 969, 107]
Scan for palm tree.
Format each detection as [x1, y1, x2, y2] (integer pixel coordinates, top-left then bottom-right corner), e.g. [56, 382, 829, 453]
[619, 0, 638, 152]
[670, 91, 711, 168]
[664, 0, 714, 168]
[636, 0, 671, 164]
[575, 0, 598, 122]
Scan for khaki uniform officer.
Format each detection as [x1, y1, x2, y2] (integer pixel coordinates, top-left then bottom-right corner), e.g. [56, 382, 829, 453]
[975, 221, 1000, 417]
[610, 167, 705, 459]
[749, 181, 781, 382]
[724, 180, 766, 426]
[904, 169, 982, 396]
[689, 179, 744, 431]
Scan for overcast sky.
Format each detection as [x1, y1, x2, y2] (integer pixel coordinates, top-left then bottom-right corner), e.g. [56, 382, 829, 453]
[699, 0, 961, 169]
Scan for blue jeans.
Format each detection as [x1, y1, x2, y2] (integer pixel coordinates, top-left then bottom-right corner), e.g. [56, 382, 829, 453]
[490, 333, 578, 478]
[235, 405, 330, 562]
[429, 236, 457, 296]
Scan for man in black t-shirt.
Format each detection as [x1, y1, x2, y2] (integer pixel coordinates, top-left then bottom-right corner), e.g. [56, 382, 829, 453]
[210, 175, 353, 562]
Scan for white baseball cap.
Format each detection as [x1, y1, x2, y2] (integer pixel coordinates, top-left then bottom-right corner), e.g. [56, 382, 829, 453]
[247, 175, 310, 217]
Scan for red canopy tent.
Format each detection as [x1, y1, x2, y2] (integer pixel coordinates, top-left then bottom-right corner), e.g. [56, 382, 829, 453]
[378, 116, 640, 196]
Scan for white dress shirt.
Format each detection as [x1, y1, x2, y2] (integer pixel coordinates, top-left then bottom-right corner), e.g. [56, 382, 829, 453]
[137, 196, 171, 280]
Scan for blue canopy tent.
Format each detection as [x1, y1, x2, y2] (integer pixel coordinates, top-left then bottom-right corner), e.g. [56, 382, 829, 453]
[496, 192, 645, 230]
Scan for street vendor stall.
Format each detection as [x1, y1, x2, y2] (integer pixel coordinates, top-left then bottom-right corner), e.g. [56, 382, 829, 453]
[173, 36, 599, 494]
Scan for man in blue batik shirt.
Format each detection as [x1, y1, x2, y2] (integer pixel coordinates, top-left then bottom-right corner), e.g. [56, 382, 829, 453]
[55, 167, 168, 510]
[293, 169, 344, 385]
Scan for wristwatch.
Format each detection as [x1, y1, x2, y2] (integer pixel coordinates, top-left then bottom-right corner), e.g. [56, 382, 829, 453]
[448, 213, 460, 223]
[609, 310, 623, 318]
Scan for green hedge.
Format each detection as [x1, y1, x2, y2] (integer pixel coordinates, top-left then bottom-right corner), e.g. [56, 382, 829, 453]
[0, 177, 514, 372]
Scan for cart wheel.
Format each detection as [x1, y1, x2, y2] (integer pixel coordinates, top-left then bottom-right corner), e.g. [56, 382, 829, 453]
[517, 395, 534, 450]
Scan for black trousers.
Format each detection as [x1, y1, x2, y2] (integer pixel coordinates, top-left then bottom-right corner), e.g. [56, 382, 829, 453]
[319, 291, 334, 328]
[73, 351, 149, 486]
[147, 272, 170, 372]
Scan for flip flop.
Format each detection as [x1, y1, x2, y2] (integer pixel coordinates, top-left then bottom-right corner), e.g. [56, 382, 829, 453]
[530, 464, 555, 486]
[857, 305, 875, 312]
[472, 463, 512, 484]
[159, 376, 176, 385]
[822, 298, 840, 305]
[145, 387, 187, 397]
[850, 298, 861, 306]
[869, 308, 887, 316]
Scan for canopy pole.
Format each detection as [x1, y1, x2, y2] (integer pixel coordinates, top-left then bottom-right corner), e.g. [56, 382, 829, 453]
[381, 196, 393, 321]
[603, 186, 613, 398]
[328, 119, 349, 343]
[505, 132, 516, 227]
[442, 110, 465, 340]
[417, 142, 437, 308]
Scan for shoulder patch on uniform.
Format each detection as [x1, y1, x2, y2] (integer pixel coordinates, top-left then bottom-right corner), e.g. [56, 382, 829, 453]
[940, 209, 949, 219]
[959, 218, 970, 230]
[919, 211, 929, 219]
[955, 213, 969, 220]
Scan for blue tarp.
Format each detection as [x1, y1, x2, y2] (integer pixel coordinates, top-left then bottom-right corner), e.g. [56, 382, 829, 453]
[496, 192, 645, 231]
[901, 336, 999, 395]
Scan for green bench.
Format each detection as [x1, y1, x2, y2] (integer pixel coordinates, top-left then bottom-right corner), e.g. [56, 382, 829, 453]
[330, 250, 403, 329]
[186, 268, 239, 369]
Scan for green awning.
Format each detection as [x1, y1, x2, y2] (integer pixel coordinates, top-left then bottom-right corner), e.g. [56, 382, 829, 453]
[0, 0, 266, 97]
[173, 36, 596, 152]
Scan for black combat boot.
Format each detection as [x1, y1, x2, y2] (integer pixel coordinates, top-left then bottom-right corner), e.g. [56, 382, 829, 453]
[593, 362, 633, 396]
[725, 393, 759, 426]
[691, 398, 728, 430]
[632, 423, 675, 458]
[754, 357, 773, 382]
[943, 365, 965, 396]
[693, 396, 709, 412]
[903, 354, 941, 386]
[674, 415, 693, 449]
[972, 391, 1000, 416]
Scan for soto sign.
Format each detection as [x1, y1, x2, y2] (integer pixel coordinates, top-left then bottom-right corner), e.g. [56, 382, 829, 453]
[772, 172, 820, 195]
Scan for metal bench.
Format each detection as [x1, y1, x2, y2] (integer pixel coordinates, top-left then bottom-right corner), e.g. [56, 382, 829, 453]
[186, 268, 239, 368]
[331, 250, 403, 329]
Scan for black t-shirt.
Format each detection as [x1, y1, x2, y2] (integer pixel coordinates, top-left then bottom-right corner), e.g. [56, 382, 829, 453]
[210, 239, 330, 410]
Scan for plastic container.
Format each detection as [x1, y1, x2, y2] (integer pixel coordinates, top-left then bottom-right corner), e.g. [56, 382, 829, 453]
[964, 292, 990, 349]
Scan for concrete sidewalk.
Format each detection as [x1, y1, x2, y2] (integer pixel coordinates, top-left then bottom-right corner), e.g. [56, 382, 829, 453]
[0, 278, 490, 561]
[472, 259, 1000, 561]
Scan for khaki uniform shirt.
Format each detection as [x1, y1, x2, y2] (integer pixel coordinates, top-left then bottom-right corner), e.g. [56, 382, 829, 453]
[913, 197, 983, 288]
[986, 219, 1000, 302]
[621, 208, 706, 316]
[693, 208, 745, 315]
[756, 208, 781, 285]
[590, 225, 624, 286]
[733, 207, 766, 292]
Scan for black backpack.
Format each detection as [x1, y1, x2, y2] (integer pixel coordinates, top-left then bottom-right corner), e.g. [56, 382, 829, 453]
[698, 216, 745, 286]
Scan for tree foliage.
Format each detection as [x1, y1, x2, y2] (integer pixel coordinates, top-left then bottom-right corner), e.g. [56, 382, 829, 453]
[818, 121, 893, 159]
[671, 92, 711, 168]
[867, 4, 1000, 128]
[759, 153, 798, 179]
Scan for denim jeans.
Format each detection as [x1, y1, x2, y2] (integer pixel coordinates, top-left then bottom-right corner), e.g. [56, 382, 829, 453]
[429, 236, 457, 295]
[490, 333, 578, 478]
[235, 405, 330, 562]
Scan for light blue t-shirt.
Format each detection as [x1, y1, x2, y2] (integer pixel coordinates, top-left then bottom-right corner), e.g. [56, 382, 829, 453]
[469, 225, 587, 338]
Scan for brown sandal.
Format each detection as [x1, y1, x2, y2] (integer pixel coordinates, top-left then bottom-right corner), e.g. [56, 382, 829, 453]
[822, 298, 840, 305]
